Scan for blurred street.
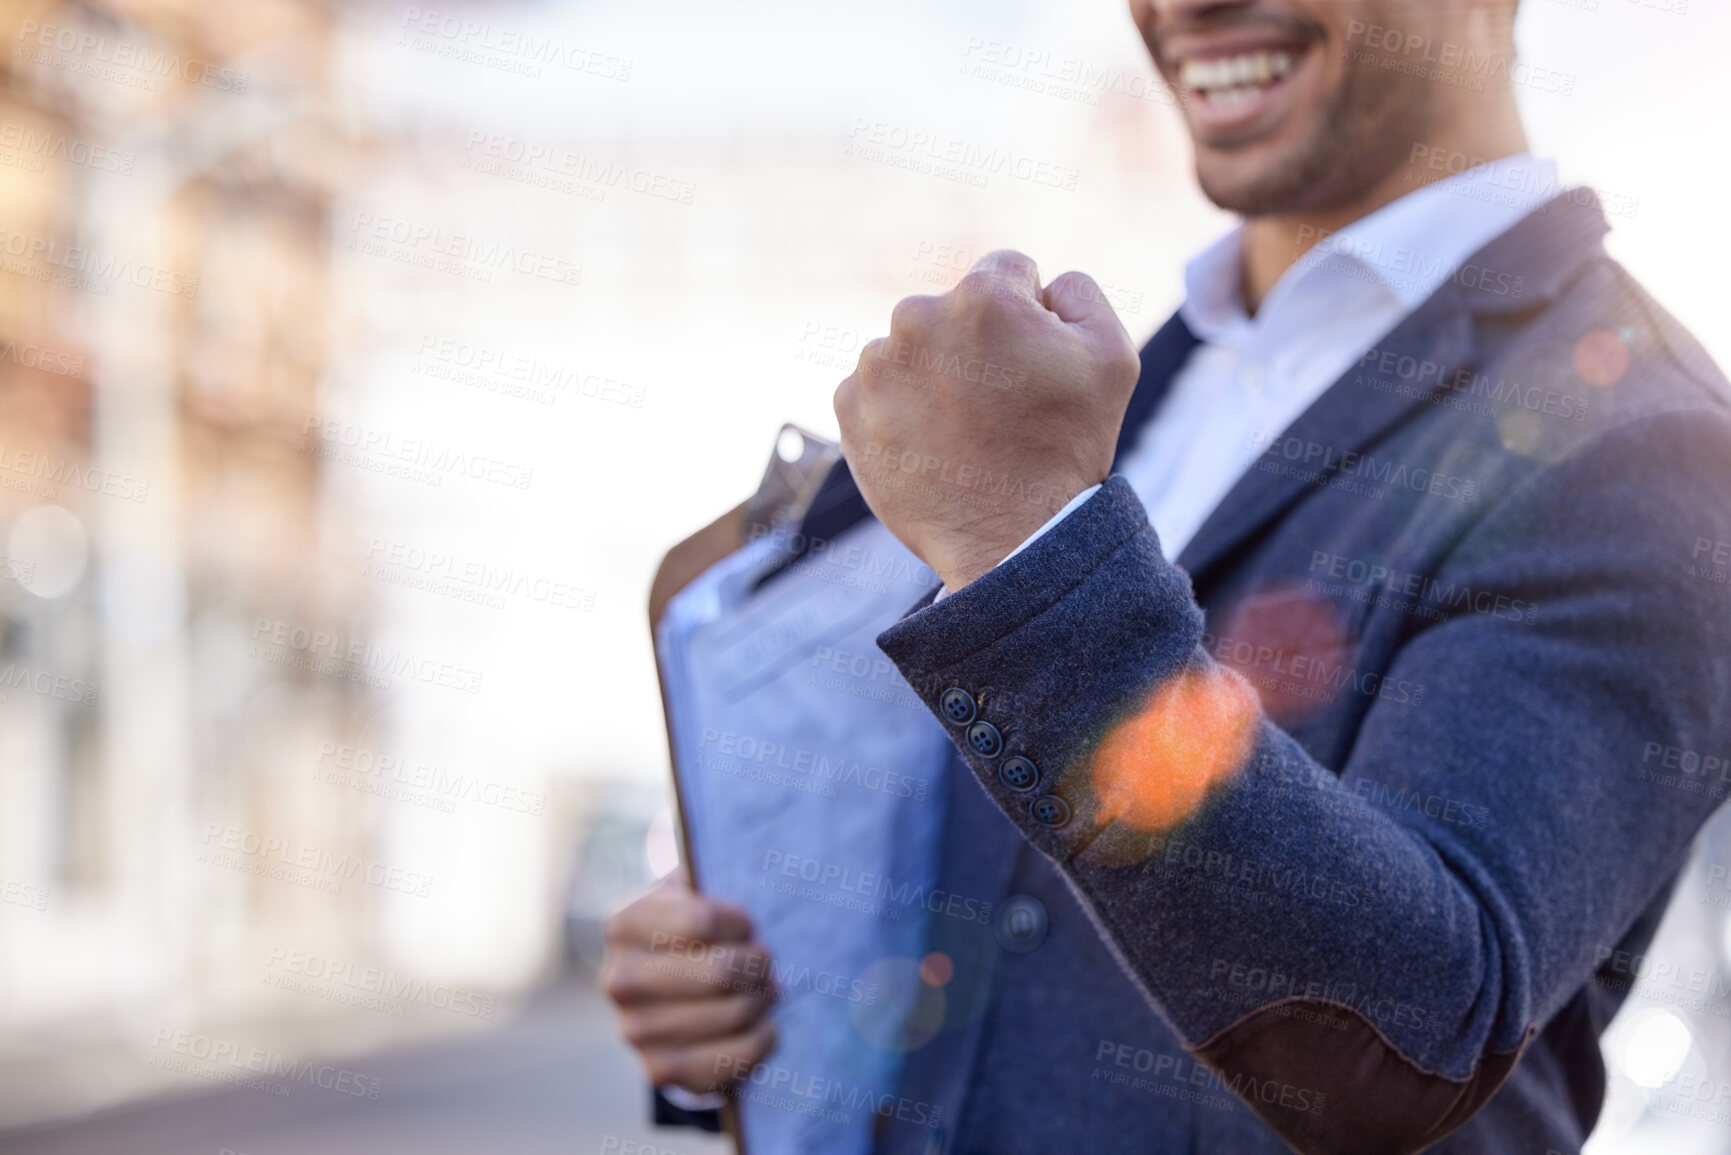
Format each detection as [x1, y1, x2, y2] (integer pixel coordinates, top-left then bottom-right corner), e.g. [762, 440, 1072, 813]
[0, 980, 730, 1155]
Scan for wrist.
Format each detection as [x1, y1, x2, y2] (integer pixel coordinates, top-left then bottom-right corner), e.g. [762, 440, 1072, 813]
[929, 477, 1101, 590]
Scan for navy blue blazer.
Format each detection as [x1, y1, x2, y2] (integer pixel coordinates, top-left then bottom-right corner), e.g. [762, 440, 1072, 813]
[653, 191, 1731, 1154]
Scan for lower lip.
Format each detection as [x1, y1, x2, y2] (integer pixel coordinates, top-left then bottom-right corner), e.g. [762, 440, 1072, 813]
[1185, 53, 1307, 135]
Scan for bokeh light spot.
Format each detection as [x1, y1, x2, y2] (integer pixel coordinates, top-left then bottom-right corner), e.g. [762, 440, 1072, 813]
[8, 504, 89, 599]
[919, 952, 953, 987]
[1089, 665, 1261, 833]
[1574, 329, 1630, 387]
[1214, 586, 1354, 727]
[1620, 1009, 1691, 1088]
[852, 956, 944, 1052]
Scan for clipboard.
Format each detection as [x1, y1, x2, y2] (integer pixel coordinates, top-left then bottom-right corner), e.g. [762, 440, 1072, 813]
[649, 424, 843, 896]
[647, 425, 951, 1155]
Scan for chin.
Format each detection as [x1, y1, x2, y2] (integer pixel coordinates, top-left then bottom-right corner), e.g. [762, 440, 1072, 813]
[1193, 145, 1334, 217]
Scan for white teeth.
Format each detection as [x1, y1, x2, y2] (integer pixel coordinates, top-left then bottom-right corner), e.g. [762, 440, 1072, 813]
[1179, 50, 1295, 98]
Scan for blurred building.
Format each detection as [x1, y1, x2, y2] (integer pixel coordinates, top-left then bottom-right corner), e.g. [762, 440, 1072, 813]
[0, 0, 415, 1127]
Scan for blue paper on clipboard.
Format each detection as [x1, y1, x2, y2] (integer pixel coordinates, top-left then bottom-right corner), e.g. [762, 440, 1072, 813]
[655, 430, 952, 1154]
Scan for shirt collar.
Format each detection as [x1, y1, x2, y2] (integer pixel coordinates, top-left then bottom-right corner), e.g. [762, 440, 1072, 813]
[1180, 152, 1560, 337]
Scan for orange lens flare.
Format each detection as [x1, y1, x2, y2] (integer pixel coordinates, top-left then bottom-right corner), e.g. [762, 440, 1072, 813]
[1088, 665, 1262, 833]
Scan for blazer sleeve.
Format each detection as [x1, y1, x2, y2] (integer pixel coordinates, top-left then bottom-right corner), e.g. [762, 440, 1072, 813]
[875, 409, 1731, 1155]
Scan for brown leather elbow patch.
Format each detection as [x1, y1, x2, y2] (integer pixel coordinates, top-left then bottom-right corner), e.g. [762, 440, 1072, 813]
[1191, 1000, 1531, 1155]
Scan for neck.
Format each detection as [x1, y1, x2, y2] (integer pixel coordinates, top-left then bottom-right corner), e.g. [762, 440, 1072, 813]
[1239, 104, 1529, 315]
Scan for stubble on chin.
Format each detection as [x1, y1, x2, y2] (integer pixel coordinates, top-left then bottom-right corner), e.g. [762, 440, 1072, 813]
[1191, 67, 1435, 219]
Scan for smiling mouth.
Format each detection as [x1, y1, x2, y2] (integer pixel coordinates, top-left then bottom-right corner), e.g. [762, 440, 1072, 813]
[1178, 49, 1299, 111]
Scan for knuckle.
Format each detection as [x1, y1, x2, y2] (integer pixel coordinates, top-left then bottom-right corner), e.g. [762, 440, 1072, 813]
[664, 897, 711, 941]
[954, 271, 995, 301]
[728, 992, 769, 1031]
[618, 1010, 654, 1048]
[743, 1020, 779, 1063]
[599, 959, 634, 1003]
[890, 295, 931, 332]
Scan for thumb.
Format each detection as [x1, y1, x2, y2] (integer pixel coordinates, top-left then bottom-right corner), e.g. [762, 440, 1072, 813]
[1042, 270, 1126, 335]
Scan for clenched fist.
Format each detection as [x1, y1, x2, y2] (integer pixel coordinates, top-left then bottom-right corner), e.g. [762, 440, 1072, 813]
[833, 250, 1141, 591]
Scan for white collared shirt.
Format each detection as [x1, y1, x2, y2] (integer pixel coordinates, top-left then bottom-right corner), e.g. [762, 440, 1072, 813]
[938, 153, 1559, 597]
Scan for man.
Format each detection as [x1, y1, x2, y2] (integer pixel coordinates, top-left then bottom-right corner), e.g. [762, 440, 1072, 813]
[605, 0, 1731, 1151]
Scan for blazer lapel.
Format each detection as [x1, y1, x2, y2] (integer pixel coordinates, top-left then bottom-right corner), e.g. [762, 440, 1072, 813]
[1175, 192, 1612, 584]
[1115, 310, 1202, 462]
[1172, 296, 1477, 583]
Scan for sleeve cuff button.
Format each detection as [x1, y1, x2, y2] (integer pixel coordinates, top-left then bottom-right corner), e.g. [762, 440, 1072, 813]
[939, 687, 976, 726]
[966, 721, 1003, 758]
[1029, 794, 1071, 828]
[999, 756, 1040, 792]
